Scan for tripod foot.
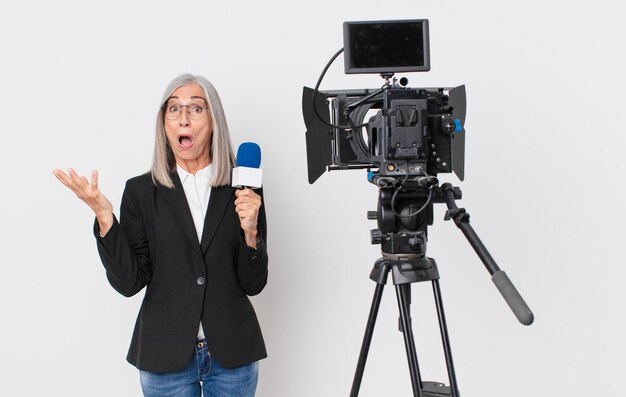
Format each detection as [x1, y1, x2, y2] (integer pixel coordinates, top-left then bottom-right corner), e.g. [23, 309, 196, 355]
[421, 381, 455, 397]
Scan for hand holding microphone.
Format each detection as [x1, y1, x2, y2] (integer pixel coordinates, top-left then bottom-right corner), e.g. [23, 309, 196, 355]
[233, 142, 263, 248]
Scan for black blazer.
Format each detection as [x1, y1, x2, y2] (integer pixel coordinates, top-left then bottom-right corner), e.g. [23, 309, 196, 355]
[93, 172, 268, 372]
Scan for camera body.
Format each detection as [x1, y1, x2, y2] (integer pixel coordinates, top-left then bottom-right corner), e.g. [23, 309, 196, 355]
[303, 19, 466, 184]
[303, 83, 466, 184]
[339, 85, 464, 179]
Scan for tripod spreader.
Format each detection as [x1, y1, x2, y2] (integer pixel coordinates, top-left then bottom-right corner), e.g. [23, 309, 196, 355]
[351, 257, 459, 397]
[440, 183, 534, 325]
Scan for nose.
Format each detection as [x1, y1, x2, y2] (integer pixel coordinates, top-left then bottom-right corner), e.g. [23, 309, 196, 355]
[178, 107, 191, 127]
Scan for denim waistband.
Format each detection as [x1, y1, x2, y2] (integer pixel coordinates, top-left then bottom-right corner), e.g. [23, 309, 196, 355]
[195, 339, 208, 350]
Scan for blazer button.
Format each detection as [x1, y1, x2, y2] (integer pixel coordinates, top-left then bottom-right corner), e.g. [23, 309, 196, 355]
[197, 277, 206, 285]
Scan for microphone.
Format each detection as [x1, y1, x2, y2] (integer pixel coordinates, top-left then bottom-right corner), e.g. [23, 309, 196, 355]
[232, 142, 263, 189]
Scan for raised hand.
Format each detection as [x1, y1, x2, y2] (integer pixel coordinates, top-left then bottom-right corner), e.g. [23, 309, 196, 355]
[53, 168, 114, 235]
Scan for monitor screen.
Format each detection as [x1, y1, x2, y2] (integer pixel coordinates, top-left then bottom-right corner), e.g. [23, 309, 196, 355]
[343, 19, 430, 74]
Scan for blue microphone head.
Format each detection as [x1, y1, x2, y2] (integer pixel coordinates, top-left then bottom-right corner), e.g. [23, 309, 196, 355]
[236, 142, 261, 168]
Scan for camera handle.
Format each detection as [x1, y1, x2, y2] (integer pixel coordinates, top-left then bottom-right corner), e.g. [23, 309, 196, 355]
[440, 183, 534, 326]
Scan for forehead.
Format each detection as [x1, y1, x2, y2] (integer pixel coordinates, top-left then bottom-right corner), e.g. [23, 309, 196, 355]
[168, 83, 207, 102]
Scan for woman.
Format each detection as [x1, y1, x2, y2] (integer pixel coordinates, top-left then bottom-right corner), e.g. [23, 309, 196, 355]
[53, 73, 268, 396]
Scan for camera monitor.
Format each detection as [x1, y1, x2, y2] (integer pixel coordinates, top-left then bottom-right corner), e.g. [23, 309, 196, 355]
[343, 19, 430, 74]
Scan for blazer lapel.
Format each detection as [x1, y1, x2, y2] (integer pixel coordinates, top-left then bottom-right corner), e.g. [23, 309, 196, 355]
[200, 185, 233, 255]
[159, 172, 204, 260]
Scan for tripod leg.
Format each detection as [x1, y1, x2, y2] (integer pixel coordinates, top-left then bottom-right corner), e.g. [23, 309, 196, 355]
[350, 282, 386, 397]
[432, 280, 460, 397]
[396, 283, 423, 397]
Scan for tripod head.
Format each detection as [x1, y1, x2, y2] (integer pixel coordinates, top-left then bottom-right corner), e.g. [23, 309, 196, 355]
[368, 178, 461, 259]
[367, 177, 534, 325]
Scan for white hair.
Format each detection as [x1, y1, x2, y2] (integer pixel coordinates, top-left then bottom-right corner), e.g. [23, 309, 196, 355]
[151, 73, 235, 187]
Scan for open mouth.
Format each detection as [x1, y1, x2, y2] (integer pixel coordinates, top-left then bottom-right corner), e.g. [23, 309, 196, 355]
[178, 134, 193, 148]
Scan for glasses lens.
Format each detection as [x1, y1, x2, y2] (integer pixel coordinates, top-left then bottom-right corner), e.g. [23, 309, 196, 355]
[164, 104, 206, 120]
[188, 104, 206, 120]
[165, 104, 180, 120]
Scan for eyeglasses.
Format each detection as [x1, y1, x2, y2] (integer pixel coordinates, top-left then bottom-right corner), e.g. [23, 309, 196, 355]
[164, 103, 208, 121]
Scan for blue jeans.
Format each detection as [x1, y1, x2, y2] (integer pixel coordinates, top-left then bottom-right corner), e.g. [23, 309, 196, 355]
[139, 340, 259, 397]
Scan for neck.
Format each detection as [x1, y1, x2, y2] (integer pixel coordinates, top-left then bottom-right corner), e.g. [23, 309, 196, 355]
[177, 156, 211, 175]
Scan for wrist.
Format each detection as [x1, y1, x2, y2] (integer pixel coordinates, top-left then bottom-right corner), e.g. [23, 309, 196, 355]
[96, 211, 114, 236]
[244, 229, 258, 249]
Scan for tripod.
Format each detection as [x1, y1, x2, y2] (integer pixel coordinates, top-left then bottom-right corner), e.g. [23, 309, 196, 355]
[349, 183, 533, 397]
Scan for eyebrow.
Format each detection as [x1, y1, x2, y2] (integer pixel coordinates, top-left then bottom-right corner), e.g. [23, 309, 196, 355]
[168, 95, 207, 102]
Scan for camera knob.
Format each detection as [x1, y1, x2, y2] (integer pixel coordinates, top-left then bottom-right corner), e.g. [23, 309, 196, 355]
[408, 237, 421, 251]
[367, 211, 378, 220]
[441, 118, 456, 133]
[371, 229, 384, 245]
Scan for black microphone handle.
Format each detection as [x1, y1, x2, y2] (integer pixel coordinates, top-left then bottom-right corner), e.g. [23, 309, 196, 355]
[492, 271, 534, 325]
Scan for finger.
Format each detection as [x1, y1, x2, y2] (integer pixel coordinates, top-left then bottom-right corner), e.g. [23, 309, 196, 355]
[241, 194, 261, 205]
[91, 169, 99, 191]
[235, 202, 260, 213]
[239, 208, 258, 220]
[246, 190, 260, 200]
[236, 208, 250, 218]
[80, 176, 91, 194]
[68, 168, 83, 186]
[68, 169, 92, 197]
[53, 169, 72, 187]
[240, 218, 258, 230]
[60, 169, 84, 193]
[54, 170, 88, 198]
[235, 188, 250, 198]
[237, 188, 254, 197]
[239, 213, 253, 223]
[235, 194, 261, 204]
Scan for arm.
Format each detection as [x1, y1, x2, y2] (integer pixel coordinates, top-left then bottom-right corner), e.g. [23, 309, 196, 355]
[234, 188, 268, 296]
[94, 179, 152, 297]
[53, 168, 151, 297]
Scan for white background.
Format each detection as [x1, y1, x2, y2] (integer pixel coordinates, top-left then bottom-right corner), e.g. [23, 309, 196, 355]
[1, 1, 624, 396]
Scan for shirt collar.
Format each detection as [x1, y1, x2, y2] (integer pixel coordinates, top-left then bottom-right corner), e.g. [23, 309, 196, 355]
[176, 163, 212, 184]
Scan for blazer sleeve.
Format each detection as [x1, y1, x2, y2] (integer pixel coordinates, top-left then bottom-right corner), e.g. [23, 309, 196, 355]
[236, 188, 268, 296]
[93, 179, 152, 297]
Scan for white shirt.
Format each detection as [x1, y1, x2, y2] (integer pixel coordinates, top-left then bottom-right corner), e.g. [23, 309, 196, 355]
[177, 163, 212, 340]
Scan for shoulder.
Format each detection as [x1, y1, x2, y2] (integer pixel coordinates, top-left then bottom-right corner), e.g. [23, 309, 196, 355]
[124, 172, 155, 191]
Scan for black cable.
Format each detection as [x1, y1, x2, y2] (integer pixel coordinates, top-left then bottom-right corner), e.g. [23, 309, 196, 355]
[390, 165, 435, 219]
[310, 47, 375, 131]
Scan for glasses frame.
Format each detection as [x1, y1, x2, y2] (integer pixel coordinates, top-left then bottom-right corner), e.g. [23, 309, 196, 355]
[163, 102, 209, 121]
